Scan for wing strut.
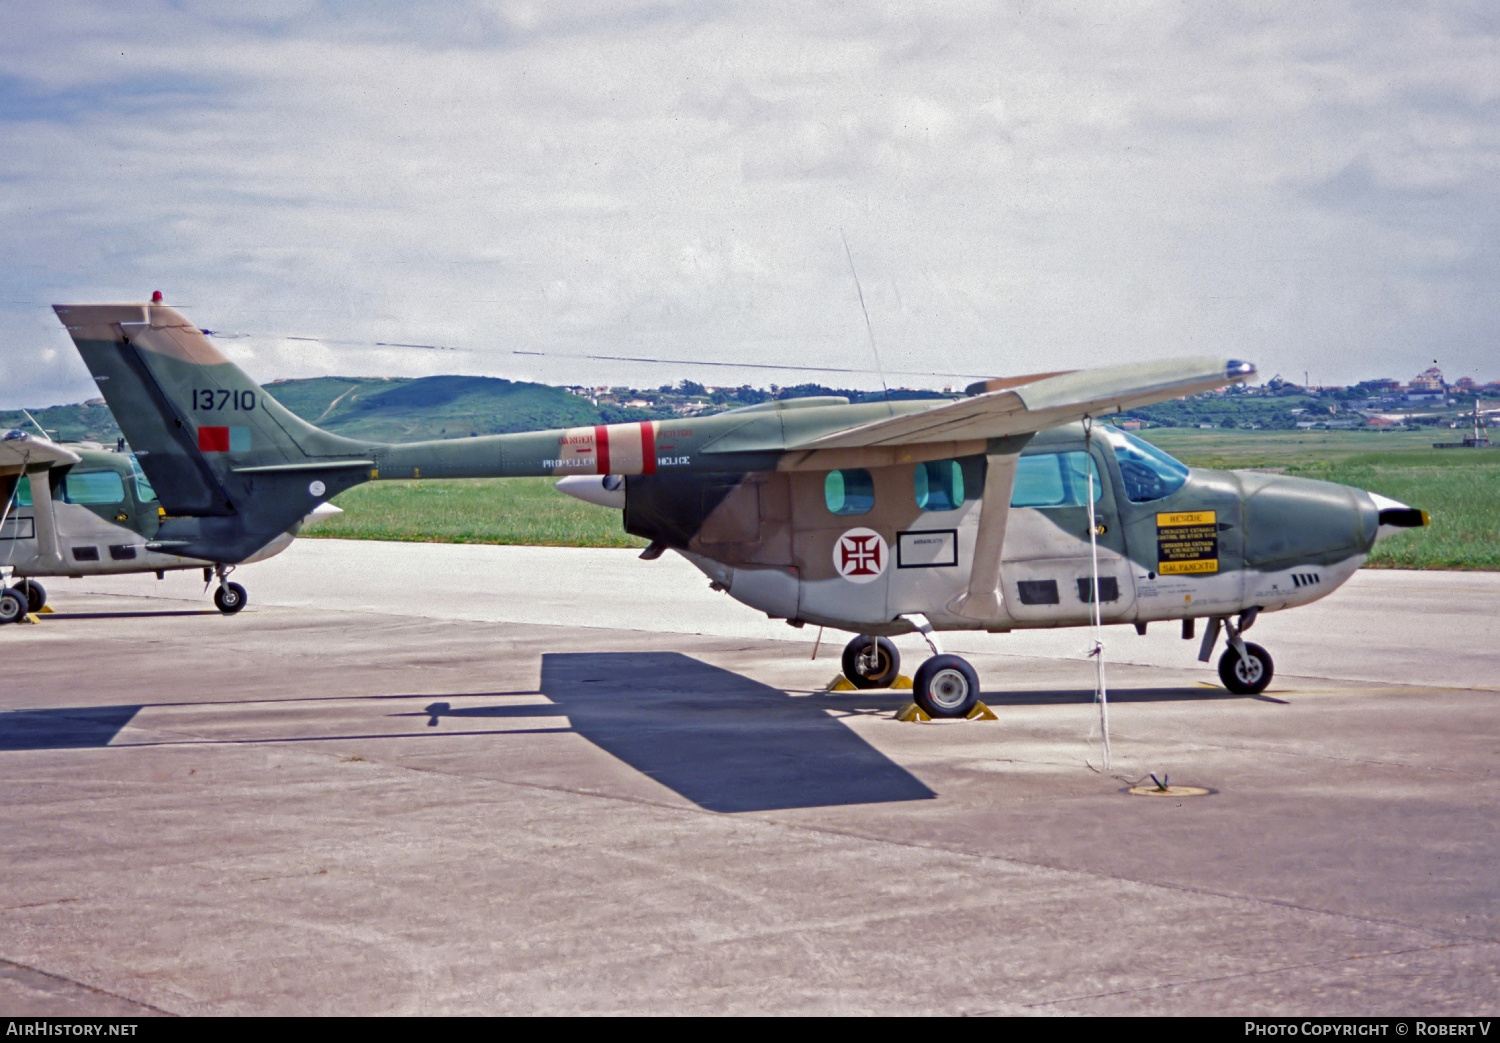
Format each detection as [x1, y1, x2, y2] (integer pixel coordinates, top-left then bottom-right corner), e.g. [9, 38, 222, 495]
[948, 434, 1031, 620]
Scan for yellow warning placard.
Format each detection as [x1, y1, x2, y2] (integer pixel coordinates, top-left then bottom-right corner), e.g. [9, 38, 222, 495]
[1157, 510, 1216, 527]
[1157, 510, 1218, 575]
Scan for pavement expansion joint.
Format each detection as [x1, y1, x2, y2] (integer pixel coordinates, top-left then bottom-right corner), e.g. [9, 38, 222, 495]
[0, 956, 176, 1017]
[1015, 938, 1493, 1013]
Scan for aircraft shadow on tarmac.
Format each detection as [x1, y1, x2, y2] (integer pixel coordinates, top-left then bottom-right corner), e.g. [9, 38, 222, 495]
[0, 658, 1262, 805]
[426, 651, 939, 813]
[0, 705, 143, 751]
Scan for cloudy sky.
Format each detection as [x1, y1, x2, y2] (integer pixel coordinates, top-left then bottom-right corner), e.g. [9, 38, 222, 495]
[3, 1, 1497, 407]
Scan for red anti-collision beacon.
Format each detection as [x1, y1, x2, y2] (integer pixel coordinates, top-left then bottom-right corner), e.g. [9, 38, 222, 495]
[151, 290, 163, 303]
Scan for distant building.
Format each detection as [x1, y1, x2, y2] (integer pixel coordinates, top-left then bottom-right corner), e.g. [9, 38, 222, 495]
[1409, 365, 1445, 392]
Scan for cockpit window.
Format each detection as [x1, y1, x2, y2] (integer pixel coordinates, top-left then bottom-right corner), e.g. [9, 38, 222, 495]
[128, 454, 157, 503]
[1011, 451, 1102, 508]
[1110, 430, 1189, 503]
[13, 476, 31, 507]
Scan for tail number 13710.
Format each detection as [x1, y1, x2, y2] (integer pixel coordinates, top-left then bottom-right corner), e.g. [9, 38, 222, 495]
[194, 389, 257, 411]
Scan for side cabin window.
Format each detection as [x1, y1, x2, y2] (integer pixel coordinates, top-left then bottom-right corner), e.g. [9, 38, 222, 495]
[914, 460, 964, 511]
[13, 476, 31, 507]
[1010, 451, 1102, 508]
[824, 469, 874, 516]
[64, 470, 126, 505]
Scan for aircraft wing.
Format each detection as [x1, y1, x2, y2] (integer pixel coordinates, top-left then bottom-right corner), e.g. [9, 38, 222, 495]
[0, 431, 81, 473]
[788, 358, 1255, 450]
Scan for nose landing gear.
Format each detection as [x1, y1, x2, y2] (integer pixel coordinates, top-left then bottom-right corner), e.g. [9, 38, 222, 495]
[1199, 609, 1274, 695]
[1219, 641, 1274, 695]
[205, 565, 248, 615]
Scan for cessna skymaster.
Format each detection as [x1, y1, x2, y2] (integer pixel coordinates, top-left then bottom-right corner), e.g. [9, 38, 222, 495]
[42, 300, 1427, 717]
[0, 426, 340, 621]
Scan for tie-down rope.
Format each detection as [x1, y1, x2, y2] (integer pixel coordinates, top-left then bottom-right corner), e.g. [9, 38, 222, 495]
[1083, 416, 1111, 770]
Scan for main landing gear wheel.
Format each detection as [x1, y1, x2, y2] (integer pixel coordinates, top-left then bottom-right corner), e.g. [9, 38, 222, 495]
[0, 587, 29, 624]
[15, 580, 45, 614]
[1219, 641, 1274, 695]
[213, 582, 248, 615]
[841, 635, 901, 689]
[913, 654, 981, 719]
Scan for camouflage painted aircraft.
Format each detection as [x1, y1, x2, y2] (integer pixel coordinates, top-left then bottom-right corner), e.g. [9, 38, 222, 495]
[47, 299, 1427, 716]
[0, 424, 340, 621]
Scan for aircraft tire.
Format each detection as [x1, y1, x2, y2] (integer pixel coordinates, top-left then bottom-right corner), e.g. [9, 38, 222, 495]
[16, 580, 45, 613]
[1219, 641, 1274, 695]
[841, 635, 901, 689]
[913, 654, 981, 718]
[0, 587, 29, 624]
[214, 582, 248, 615]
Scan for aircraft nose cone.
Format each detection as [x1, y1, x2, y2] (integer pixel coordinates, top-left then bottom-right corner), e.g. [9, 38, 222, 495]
[1242, 474, 1379, 568]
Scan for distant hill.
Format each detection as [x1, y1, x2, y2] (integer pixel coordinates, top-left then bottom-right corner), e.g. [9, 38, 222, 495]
[0, 401, 124, 445]
[265, 375, 603, 441]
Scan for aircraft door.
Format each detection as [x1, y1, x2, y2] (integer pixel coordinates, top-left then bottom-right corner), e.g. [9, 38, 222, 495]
[886, 457, 984, 621]
[1110, 430, 1247, 619]
[791, 466, 894, 627]
[999, 442, 1137, 625]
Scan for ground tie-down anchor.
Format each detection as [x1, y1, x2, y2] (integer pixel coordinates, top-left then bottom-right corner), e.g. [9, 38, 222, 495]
[1124, 772, 1213, 797]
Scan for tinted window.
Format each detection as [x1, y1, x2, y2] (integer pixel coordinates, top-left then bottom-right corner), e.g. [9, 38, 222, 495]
[1010, 451, 1102, 508]
[824, 469, 874, 515]
[64, 470, 126, 505]
[914, 460, 964, 511]
[14, 476, 31, 507]
[1110, 431, 1189, 503]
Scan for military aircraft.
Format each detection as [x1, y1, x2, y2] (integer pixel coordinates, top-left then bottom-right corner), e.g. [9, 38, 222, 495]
[0, 425, 339, 621]
[50, 299, 1427, 716]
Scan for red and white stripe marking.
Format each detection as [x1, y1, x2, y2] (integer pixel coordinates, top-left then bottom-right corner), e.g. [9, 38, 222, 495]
[551, 421, 658, 475]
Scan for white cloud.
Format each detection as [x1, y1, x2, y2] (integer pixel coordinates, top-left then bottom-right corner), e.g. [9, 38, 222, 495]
[1, 0, 1497, 408]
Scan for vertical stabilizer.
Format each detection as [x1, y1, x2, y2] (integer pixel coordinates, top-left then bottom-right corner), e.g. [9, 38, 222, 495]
[53, 302, 376, 560]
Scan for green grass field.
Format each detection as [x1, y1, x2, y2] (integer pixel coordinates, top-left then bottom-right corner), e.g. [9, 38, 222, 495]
[302, 477, 648, 548]
[304, 429, 1499, 570]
